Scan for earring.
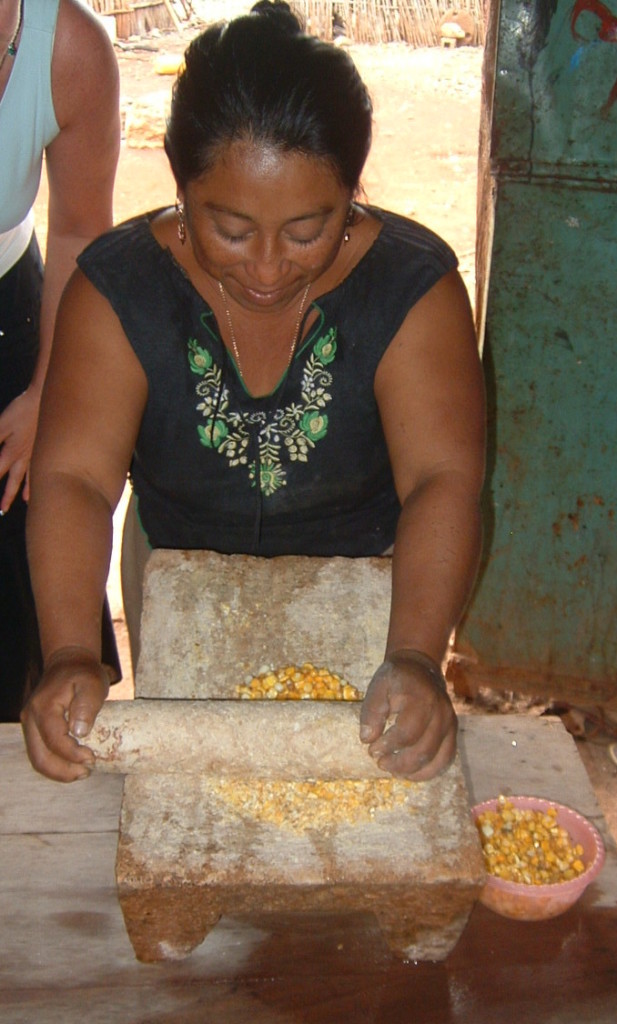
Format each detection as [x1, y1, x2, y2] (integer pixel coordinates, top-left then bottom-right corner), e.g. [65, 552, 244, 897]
[175, 198, 186, 245]
[343, 205, 354, 244]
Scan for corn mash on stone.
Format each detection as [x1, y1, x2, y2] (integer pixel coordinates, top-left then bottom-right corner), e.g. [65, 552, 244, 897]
[208, 777, 413, 832]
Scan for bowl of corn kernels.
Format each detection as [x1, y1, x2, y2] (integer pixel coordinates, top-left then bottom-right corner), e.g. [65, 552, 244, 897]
[471, 795, 605, 920]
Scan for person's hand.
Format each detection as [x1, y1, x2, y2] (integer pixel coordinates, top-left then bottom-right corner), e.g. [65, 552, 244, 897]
[0, 386, 40, 511]
[359, 649, 457, 780]
[21, 646, 110, 782]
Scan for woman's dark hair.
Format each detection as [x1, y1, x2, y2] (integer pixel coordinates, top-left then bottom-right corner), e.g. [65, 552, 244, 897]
[164, 1, 373, 193]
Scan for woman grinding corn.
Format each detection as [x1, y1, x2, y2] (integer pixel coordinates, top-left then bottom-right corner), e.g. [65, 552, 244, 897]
[21, 1, 486, 783]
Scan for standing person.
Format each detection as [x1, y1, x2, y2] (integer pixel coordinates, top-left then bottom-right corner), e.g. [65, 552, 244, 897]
[0, 0, 122, 720]
[21, 0, 486, 783]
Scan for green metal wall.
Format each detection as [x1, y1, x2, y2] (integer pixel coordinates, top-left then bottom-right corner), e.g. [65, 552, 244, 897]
[457, 0, 617, 697]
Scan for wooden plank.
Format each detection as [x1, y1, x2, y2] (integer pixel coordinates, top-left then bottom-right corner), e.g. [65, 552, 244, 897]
[1, 719, 617, 1023]
[163, 0, 183, 32]
[0, 725, 124, 835]
[459, 714, 606, 811]
[2, 897, 617, 1023]
[0, 984, 286, 1024]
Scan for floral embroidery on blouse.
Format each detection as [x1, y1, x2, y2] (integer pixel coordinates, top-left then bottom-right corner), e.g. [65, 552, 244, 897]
[187, 323, 337, 496]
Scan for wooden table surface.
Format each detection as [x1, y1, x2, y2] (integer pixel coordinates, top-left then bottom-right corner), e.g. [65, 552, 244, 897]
[2, 715, 616, 1024]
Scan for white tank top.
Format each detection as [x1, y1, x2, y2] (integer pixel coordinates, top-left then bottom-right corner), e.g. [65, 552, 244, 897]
[0, 0, 60, 274]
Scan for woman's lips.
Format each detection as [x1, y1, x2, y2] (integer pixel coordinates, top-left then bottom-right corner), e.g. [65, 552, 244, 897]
[236, 281, 304, 308]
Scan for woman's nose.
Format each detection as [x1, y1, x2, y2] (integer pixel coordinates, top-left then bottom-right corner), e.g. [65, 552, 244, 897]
[247, 238, 289, 285]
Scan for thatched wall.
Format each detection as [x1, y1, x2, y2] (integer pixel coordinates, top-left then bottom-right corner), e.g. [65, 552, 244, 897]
[87, 1, 178, 39]
[88, 0, 486, 46]
[291, 1, 486, 46]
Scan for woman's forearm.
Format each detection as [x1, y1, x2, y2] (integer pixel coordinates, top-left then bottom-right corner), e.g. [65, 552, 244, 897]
[386, 470, 483, 664]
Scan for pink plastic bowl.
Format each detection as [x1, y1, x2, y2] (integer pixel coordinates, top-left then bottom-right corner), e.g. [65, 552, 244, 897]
[471, 796, 605, 921]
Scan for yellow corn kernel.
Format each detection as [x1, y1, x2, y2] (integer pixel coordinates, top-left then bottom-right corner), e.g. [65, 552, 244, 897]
[475, 797, 588, 885]
[236, 663, 363, 701]
[209, 777, 414, 833]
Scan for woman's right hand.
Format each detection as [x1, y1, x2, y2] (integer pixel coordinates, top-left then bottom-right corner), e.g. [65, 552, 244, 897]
[21, 647, 110, 782]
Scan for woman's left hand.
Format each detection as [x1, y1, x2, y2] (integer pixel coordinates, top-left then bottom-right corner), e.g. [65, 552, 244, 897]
[0, 386, 40, 512]
[359, 649, 457, 780]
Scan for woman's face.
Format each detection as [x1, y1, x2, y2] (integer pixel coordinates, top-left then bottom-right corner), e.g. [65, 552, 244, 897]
[181, 139, 352, 313]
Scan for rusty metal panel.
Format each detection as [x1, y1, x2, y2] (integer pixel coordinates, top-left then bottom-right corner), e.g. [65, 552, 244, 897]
[492, 0, 617, 175]
[460, 0, 617, 694]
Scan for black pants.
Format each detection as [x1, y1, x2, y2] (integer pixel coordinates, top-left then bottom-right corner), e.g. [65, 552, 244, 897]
[0, 236, 120, 721]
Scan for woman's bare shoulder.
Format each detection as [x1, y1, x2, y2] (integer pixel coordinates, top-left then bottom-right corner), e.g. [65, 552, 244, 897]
[51, 0, 119, 123]
[55, 268, 130, 350]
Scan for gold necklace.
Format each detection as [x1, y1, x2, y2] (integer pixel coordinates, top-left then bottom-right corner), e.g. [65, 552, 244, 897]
[218, 281, 311, 385]
[0, 0, 23, 76]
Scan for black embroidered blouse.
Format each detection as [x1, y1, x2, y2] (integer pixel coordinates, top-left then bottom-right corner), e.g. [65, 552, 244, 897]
[78, 206, 457, 556]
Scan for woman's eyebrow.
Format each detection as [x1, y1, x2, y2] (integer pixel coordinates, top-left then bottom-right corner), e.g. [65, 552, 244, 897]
[204, 203, 334, 224]
[204, 202, 253, 220]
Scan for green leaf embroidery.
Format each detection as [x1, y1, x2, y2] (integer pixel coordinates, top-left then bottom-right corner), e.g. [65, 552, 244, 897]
[187, 329, 337, 495]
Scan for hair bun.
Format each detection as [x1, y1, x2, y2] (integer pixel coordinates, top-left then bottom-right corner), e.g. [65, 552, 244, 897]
[250, 0, 302, 34]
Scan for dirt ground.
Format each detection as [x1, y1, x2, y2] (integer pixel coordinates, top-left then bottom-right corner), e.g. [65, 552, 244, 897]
[34, 29, 617, 840]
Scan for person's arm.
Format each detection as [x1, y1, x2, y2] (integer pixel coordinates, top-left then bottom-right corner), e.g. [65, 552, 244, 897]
[21, 270, 147, 782]
[359, 268, 486, 779]
[0, 0, 120, 511]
